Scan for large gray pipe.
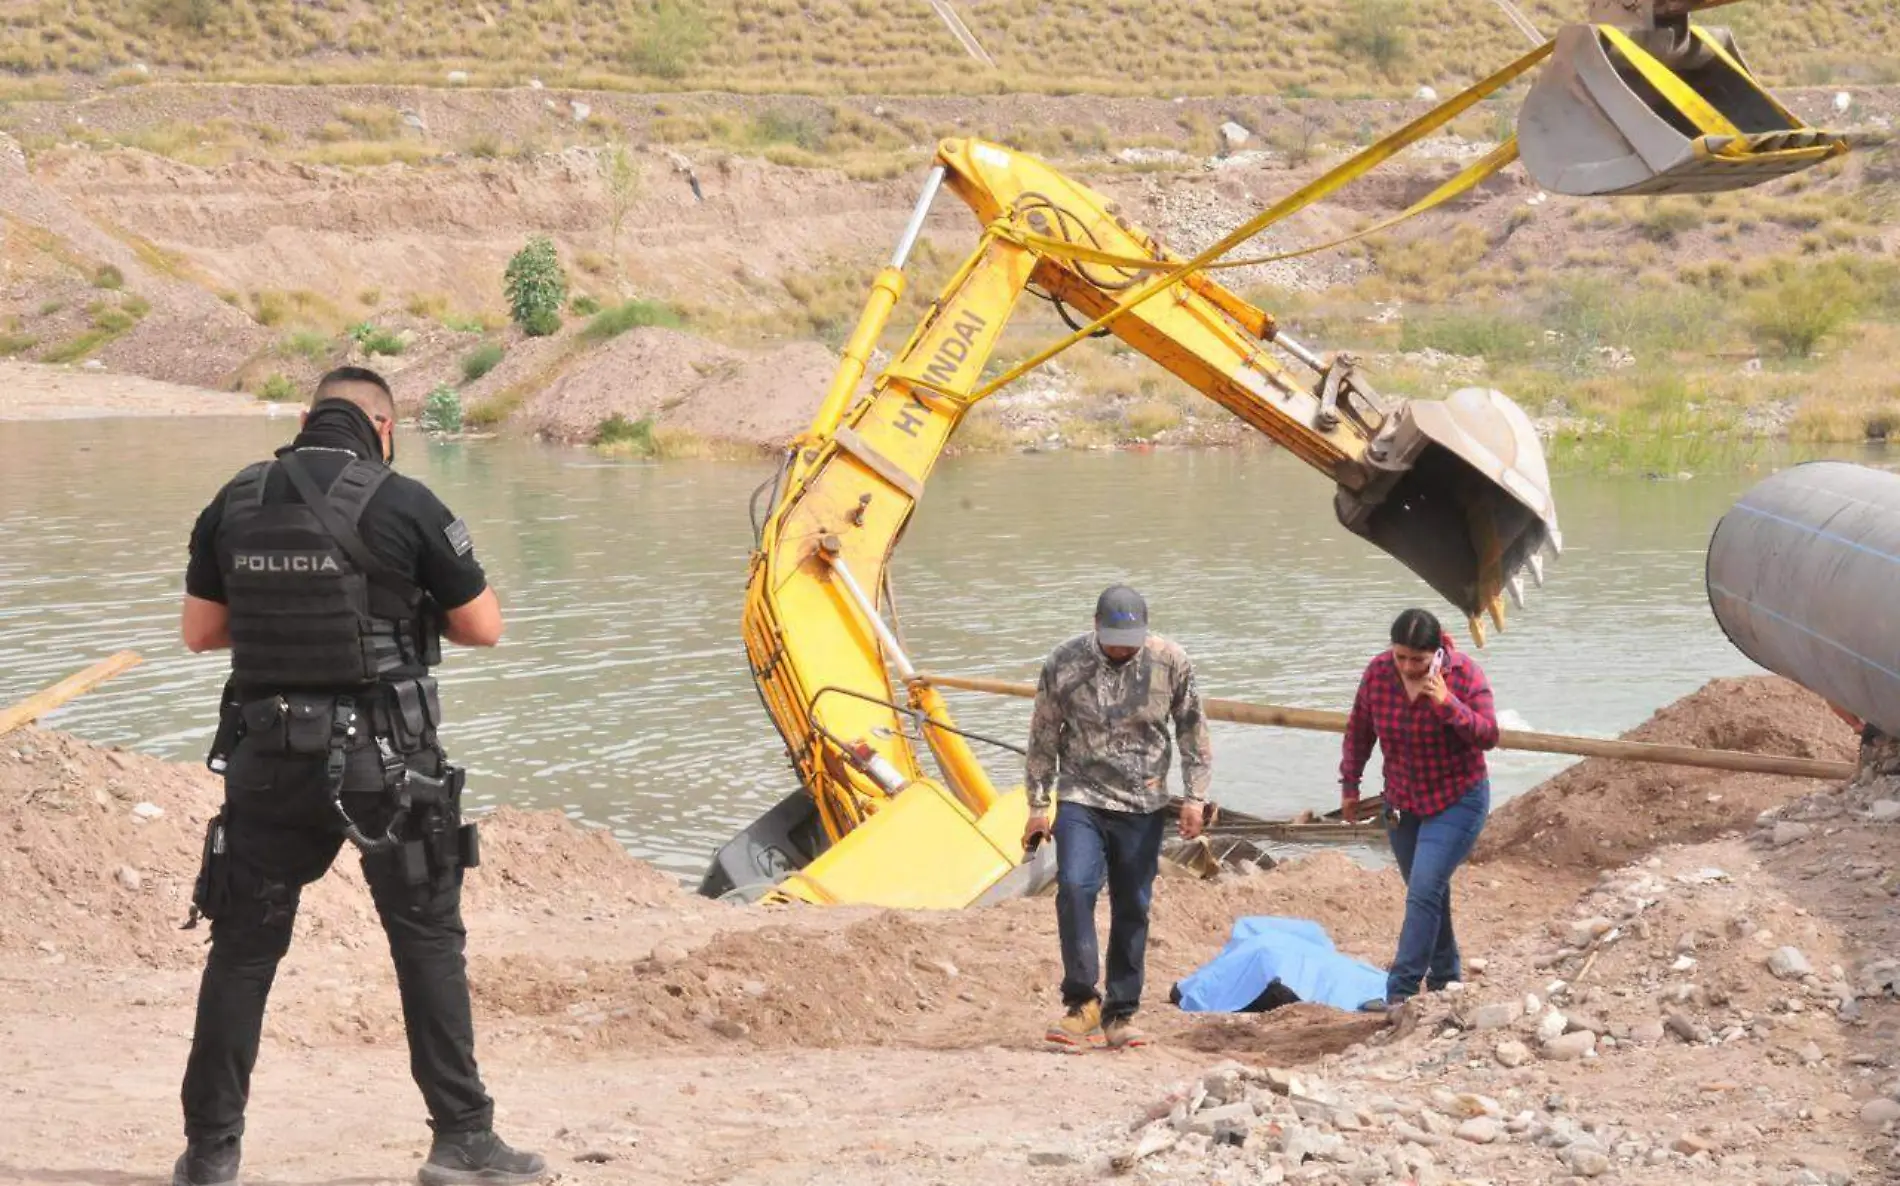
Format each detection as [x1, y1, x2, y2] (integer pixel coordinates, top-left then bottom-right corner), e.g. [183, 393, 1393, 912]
[1706, 460, 1900, 738]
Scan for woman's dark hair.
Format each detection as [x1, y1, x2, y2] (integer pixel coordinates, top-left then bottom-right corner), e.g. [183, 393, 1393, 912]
[1390, 608, 1443, 652]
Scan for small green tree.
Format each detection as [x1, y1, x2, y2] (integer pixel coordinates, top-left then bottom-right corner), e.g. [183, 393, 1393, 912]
[422, 383, 465, 434]
[601, 144, 643, 288]
[504, 235, 568, 337]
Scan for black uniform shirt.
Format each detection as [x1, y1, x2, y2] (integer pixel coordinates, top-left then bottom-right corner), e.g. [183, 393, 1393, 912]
[186, 446, 488, 612]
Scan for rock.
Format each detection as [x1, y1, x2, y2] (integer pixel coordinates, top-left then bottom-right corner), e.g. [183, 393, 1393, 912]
[1420, 1110, 1458, 1138]
[1524, 993, 1542, 1016]
[1467, 958, 1488, 975]
[528, 78, 544, 88]
[1415, 85, 1439, 101]
[1184, 1101, 1257, 1136]
[1470, 1002, 1521, 1030]
[1773, 821, 1814, 846]
[913, 955, 959, 978]
[115, 865, 141, 891]
[1769, 947, 1814, 981]
[1496, 1039, 1532, 1068]
[1564, 1012, 1606, 1036]
[1676, 932, 1700, 954]
[1542, 1031, 1597, 1061]
[741, 979, 767, 997]
[570, 100, 591, 123]
[1562, 1145, 1612, 1177]
[574, 1150, 613, 1163]
[652, 941, 689, 967]
[1869, 800, 1900, 822]
[446, 69, 470, 85]
[1537, 1011, 1569, 1043]
[131, 802, 164, 821]
[1569, 917, 1614, 947]
[1219, 121, 1252, 151]
[1455, 1117, 1501, 1145]
[1628, 1019, 1666, 1044]
[1028, 1148, 1079, 1166]
[1672, 955, 1698, 972]
[1859, 1098, 1900, 1126]
[708, 1017, 749, 1039]
[1798, 1041, 1824, 1064]
[1263, 1067, 1296, 1096]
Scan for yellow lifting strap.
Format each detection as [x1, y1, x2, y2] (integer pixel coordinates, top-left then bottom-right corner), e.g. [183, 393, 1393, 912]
[999, 137, 1524, 275]
[966, 38, 1555, 404]
[1596, 24, 1744, 145]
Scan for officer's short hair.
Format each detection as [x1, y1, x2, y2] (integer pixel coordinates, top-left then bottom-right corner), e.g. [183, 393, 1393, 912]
[314, 366, 396, 422]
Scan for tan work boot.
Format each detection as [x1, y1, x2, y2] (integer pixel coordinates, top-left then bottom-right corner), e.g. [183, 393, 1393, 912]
[1045, 1000, 1105, 1052]
[1103, 1015, 1150, 1050]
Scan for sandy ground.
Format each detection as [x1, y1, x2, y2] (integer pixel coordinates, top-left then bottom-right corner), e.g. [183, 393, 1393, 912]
[3, 676, 1895, 1186]
[0, 360, 282, 421]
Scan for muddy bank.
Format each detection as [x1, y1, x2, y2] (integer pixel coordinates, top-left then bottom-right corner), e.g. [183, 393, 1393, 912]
[0, 360, 279, 420]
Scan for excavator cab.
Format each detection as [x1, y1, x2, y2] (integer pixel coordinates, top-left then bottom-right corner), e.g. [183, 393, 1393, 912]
[1518, 5, 1846, 197]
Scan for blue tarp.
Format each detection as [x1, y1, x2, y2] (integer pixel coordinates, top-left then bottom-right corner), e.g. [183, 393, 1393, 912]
[1174, 916, 1387, 1013]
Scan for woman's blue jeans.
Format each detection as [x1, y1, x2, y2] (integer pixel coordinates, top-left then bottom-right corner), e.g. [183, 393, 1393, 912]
[1385, 779, 1490, 1004]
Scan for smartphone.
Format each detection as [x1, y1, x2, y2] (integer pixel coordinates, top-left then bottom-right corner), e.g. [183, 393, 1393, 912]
[1429, 648, 1445, 677]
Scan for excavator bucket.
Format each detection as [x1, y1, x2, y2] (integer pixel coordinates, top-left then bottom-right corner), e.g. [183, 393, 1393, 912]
[1336, 388, 1560, 638]
[1518, 23, 1846, 197]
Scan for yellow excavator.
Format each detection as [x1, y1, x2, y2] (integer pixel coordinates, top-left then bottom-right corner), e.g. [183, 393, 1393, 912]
[697, 0, 1846, 909]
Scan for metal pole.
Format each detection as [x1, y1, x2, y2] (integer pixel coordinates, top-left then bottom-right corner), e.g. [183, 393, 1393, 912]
[916, 671, 1859, 782]
[890, 165, 947, 270]
[827, 554, 918, 679]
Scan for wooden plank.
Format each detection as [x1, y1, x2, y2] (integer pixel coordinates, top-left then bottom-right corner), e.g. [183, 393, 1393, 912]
[0, 651, 143, 738]
[919, 671, 1857, 782]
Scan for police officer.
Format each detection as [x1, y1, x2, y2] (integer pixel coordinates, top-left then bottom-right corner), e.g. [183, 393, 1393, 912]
[173, 367, 545, 1186]
[1023, 584, 1212, 1053]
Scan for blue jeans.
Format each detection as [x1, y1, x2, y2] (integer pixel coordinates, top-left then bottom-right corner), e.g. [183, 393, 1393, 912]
[1385, 779, 1490, 1004]
[1054, 802, 1168, 1022]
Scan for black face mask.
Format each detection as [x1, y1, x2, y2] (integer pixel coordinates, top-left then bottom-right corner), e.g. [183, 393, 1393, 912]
[295, 400, 390, 464]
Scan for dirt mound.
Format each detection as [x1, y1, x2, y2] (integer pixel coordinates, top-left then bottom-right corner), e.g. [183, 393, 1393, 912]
[0, 133, 265, 388]
[1475, 675, 1856, 873]
[0, 725, 687, 969]
[520, 327, 834, 445]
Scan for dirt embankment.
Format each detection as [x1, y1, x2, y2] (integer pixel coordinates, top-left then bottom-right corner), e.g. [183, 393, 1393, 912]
[9, 673, 1899, 1186]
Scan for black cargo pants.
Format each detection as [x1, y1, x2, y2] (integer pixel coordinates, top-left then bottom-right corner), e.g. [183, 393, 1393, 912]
[180, 756, 492, 1142]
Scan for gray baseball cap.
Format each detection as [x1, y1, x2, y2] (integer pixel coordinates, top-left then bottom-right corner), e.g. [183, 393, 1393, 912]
[1094, 584, 1149, 647]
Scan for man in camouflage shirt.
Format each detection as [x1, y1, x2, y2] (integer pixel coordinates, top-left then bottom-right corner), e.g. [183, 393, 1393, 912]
[1024, 584, 1212, 1051]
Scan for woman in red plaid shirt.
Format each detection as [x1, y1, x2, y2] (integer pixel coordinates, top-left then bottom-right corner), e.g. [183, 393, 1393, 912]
[1339, 608, 1498, 1012]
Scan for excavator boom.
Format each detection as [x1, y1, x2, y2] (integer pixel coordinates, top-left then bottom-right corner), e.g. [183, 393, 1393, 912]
[705, 140, 1558, 909]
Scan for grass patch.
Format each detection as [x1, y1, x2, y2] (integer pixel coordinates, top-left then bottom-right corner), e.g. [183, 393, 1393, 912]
[1123, 399, 1183, 439]
[461, 341, 505, 382]
[581, 299, 685, 342]
[0, 331, 38, 356]
[348, 323, 407, 357]
[258, 373, 300, 402]
[280, 330, 333, 360]
[92, 264, 124, 290]
[38, 295, 149, 363]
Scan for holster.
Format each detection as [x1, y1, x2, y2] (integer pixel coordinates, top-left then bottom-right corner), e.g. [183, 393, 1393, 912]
[395, 764, 479, 888]
[182, 810, 231, 931]
[205, 681, 243, 775]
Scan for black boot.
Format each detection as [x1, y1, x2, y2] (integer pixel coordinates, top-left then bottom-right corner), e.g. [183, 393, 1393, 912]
[418, 1130, 548, 1186]
[171, 1135, 241, 1186]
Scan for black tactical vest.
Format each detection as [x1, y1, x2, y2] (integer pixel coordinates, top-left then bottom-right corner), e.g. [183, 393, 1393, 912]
[217, 452, 434, 693]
